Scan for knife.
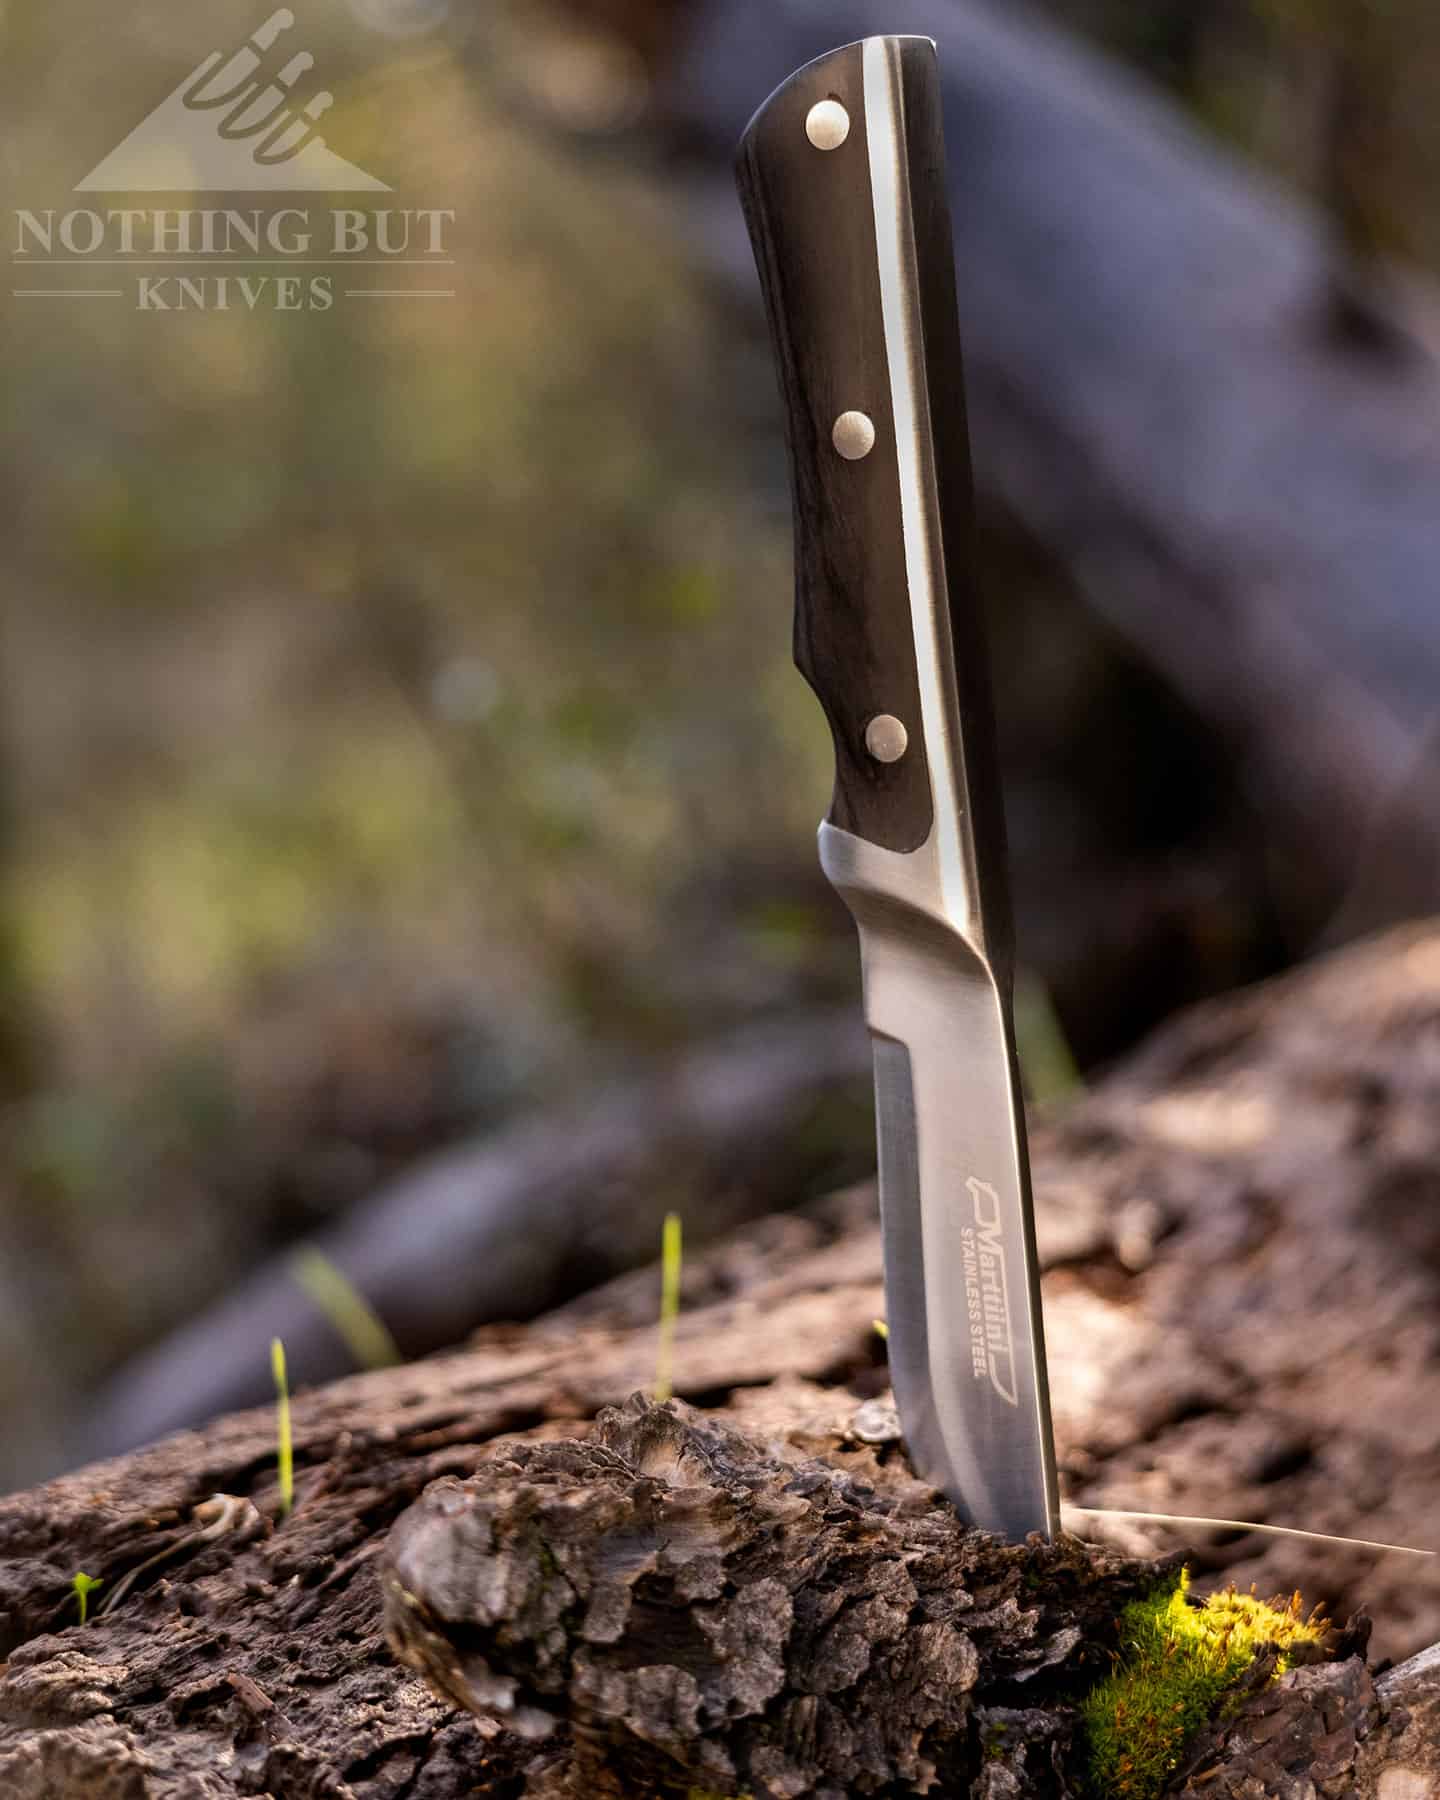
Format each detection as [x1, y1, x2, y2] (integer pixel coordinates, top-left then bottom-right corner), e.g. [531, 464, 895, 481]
[736, 36, 1059, 1540]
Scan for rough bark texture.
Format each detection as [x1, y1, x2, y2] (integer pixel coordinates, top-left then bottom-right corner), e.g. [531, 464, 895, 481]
[1168, 1640, 1440, 1797]
[3, 922, 1440, 1794]
[1037, 921, 1440, 1667]
[382, 1396, 1161, 1798]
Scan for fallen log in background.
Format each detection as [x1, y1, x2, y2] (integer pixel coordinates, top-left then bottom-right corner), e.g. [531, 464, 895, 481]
[3, 921, 1440, 1793]
[666, 0, 1440, 926]
[81, 1010, 872, 1466]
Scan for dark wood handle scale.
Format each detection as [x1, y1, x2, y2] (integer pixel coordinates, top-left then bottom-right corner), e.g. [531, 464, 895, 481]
[736, 37, 1005, 890]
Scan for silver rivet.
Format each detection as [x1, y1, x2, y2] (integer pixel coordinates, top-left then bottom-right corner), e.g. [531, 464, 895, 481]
[805, 99, 850, 151]
[832, 410, 876, 460]
[865, 714, 909, 763]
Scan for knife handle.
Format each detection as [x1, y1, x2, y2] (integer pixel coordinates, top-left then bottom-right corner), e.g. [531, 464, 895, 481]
[737, 37, 1004, 891]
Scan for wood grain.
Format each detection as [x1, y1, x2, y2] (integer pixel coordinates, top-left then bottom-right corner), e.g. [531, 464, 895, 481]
[736, 42, 935, 853]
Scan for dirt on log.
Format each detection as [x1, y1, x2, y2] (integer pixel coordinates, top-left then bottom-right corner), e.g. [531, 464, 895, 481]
[3, 921, 1440, 1795]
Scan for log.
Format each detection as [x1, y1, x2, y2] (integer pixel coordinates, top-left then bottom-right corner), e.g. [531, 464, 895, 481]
[81, 1011, 872, 1465]
[382, 1395, 1171, 1798]
[5, 920, 1440, 1794]
[663, 0, 1440, 919]
[382, 1400, 1439, 1800]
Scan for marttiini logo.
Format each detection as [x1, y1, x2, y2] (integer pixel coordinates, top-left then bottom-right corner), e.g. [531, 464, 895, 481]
[78, 9, 389, 192]
[13, 10, 456, 312]
[961, 1176, 1019, 1407]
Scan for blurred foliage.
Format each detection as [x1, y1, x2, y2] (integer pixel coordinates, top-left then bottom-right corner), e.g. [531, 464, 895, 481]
[0, 1, 837, 1082]
[0, 0, 836, 1483]
[0, 3, 842, 1065]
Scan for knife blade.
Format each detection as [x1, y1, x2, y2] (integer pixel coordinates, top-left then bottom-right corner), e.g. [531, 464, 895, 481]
[736, 35, 1059, 1540]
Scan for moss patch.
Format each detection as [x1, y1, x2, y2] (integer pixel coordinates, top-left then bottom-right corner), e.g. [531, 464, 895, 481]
[1079, 1568, 1326, 1799]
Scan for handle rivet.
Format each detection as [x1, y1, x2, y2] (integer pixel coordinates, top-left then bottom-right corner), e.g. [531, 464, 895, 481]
[832, 410, 876, 460]
[865, 714, 909, 764]
[805, 99, 850, 151]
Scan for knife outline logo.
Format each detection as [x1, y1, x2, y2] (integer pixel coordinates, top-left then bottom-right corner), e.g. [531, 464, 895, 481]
[962, 1176, 1019, 1407]
[75, 9, 391, 192]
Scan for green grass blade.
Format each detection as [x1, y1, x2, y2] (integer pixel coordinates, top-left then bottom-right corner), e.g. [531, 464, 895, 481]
[289, 1247, 401, 1371]
[655, 1211, 683, 1403]
[1014, 967, 1083, 1104]
[271, 1336, 294, 1517]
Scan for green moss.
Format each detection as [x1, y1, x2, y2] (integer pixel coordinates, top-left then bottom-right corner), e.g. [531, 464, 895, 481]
[1078, 1569, 1326, 1800]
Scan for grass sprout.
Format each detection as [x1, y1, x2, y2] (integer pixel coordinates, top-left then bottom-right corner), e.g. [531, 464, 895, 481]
[655, 1211, 683, 1403]
[289, 1247, 401, 1371]
[70, 1570, 102, 1626]
[1014, 968, 1082, 1104]
[271, 1337, 294, 1517]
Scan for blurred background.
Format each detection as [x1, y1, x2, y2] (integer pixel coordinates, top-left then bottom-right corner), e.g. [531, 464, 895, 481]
[2, 0, 1439, 1489]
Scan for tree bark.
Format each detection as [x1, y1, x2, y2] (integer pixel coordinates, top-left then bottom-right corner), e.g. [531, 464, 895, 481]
[4, 921, 1440, 1794]
[382, 1395, 1163, 1799]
